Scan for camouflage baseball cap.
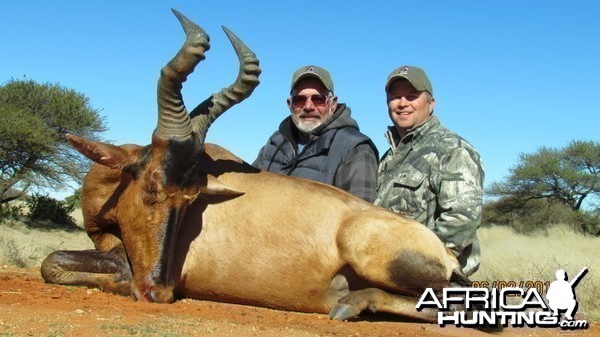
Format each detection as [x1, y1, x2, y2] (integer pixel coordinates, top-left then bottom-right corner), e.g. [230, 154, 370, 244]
[290, 65, 334, 94]
[385, 65, 433, 95]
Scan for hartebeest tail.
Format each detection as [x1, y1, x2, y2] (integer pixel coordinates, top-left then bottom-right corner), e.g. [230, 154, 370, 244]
[42, 10, 467, 322]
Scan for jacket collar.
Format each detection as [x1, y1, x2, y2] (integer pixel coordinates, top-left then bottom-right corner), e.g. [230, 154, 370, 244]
[385, 116, 439, 154]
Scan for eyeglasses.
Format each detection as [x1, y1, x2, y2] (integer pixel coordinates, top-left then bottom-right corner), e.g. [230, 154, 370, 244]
[290, 94, 329, 108]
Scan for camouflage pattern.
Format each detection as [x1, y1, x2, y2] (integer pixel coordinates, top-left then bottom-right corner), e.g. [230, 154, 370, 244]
[375, 116, 484, 276]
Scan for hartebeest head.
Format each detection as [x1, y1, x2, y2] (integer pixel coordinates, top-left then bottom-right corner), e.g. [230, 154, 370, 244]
[65, 9, 260, 302]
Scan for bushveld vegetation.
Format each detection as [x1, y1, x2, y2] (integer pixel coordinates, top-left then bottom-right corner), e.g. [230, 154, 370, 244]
[0, 78, 106, 204]
[0, 195, 89, 268]
[486, 140, 600, 236]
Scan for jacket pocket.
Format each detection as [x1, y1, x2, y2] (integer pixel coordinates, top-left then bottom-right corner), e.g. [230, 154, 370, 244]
[392, 165, 427, 191]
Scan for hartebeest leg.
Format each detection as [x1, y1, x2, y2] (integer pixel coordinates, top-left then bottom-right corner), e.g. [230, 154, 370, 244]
[325, 268, 437, 322]
[41, 246, 132, 296]
[332, 214, 459, 320]
[329, 288, 437, 322]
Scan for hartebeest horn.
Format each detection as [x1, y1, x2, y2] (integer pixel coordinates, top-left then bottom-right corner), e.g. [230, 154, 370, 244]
[155, 9, 210, 140]
[190, 26, 261, 144]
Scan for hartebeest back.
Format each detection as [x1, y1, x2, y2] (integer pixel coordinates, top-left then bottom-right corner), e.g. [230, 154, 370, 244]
[41, 10, 468, 321]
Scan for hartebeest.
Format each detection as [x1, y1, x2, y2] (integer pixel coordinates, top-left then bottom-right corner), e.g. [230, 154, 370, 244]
[41, 10, 469, 321]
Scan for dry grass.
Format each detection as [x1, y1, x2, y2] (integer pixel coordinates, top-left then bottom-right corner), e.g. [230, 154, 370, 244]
[472, 224, 599, 321]
[0, 220, 92, 268]
[0, 202, 87, 268]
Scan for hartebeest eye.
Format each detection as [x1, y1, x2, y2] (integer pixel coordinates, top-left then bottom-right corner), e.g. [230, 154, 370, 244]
[144, 175, 160, 204]
[143, 186, 158, 205]
[142, 169, 165, 205]
[147, 186, 158, 196]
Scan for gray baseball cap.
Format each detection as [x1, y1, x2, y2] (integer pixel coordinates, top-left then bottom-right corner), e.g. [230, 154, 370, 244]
[385, 65, 433, 95]
[290, 65, 334, 94]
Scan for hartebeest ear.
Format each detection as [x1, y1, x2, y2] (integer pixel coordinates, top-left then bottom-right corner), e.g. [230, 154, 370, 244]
[199, 174, 245, 196]
[66, 133, 131, 170]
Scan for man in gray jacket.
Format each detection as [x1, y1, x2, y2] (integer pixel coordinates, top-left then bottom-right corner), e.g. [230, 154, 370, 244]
[375, 65, 484, 276]
[253, 65, 378, 202]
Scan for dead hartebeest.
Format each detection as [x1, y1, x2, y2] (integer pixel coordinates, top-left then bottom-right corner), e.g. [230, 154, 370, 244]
[41, 10, 469, 322]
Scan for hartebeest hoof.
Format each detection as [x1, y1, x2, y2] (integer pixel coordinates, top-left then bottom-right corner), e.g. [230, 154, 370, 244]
[328, 288, 380, 320]
[329, 303, 363, 321]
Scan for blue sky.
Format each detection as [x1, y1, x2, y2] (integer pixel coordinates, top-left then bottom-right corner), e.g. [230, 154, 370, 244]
[1, 1, 599, 199]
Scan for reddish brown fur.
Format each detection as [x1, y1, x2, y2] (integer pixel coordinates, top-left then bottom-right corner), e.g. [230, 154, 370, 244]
[49, 138, 463, 320]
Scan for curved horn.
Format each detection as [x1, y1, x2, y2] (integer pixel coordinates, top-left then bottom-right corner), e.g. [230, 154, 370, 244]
[190, 26, 261, 144]
[154, 9, 210, 141]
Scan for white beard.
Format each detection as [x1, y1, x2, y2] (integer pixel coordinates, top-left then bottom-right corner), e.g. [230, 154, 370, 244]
[292, 117, 322, 133]
[291, 109, 334, 134]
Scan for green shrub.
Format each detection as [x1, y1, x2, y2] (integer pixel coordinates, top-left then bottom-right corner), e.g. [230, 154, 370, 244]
[64, 188, 82, 209]
[483, 196, 599, 235]
[580, 212, 600, 236]
[24, 193, 80, 231]
[0, 202, 24, 221]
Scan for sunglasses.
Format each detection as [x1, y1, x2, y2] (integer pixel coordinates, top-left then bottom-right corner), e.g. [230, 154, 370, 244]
[290, 94, 329, 108]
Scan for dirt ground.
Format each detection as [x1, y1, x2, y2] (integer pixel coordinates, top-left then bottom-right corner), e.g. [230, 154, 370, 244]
[0, 266, 597, 337]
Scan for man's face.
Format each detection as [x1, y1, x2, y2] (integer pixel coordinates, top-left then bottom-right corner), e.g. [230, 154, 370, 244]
[287, 78, 337, 133]
[386, 79, 435, 137]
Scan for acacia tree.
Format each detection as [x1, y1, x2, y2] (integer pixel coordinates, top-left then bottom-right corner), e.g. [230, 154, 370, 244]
[488, 140, 600, 211]
[0, 79, 106, 203]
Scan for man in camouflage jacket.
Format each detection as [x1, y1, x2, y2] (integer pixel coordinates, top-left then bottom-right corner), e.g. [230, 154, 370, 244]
[375, 66, 484, 276]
